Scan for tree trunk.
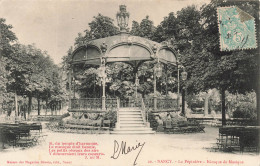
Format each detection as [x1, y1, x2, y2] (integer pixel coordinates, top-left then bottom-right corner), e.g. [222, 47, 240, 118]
[94, 82, 96, 98]
[18, 105, 20, 116]
[221, 89, 226, 126]
[204, 95, 209, 116]
[45, 100, 48, 115]
[165, 65, 168, 96]
[182, 88, 185, 116]
[28, 94, 32, 117]
[51, 103, 53, 115]
[23, 105, 26, 120]
[55, 104, 56, 114]
[257, 87, 260, 126]
[15, 92, 17, 116]
[37, 98, 41, 115]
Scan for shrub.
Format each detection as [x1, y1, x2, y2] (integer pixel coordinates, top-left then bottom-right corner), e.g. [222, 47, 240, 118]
[233, 102, 256, 120]
[148, 112, 159, 130]
[61, 112, 70, 119]
[103, 111, 117, 128]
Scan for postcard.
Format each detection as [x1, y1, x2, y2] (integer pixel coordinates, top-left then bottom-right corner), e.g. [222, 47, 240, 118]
[0, 0, 259, 166]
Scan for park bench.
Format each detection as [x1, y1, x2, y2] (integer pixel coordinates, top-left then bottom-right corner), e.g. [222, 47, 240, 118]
[0, 122, 45, 148]
[102, 120, 111, 128]
[162, 120, 205, 134]
[216, 127, 259, 153]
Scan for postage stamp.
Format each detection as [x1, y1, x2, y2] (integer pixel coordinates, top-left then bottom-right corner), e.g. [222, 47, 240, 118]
[217, 6, 257, 51]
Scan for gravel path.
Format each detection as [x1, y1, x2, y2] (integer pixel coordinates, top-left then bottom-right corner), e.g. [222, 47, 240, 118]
[0, 125, 259, 166]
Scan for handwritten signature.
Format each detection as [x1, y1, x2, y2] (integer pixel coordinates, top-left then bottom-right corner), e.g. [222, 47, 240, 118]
[111, 140, 145, 166]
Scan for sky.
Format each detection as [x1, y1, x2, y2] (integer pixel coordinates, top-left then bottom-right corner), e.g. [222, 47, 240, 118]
[0, 0, 210, 65]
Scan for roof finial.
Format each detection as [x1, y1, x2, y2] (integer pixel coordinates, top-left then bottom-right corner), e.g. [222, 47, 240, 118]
[116, 5, 130, 33]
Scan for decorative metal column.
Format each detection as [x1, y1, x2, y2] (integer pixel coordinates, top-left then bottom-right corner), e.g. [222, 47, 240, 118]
[182, 87, 185, 115]
[68, 68, 72, 110]
[165, 65, 168, 96]
[15, 90, 18, 122]
[181, 68, 187, 116]
[135, 73, 139, 99]
[154, 62, 162, 111]
[177, 64, 180, 110]
[100, 43, 107, 111]
[99, 58, 106, 111]
[153, 71, 157, 111]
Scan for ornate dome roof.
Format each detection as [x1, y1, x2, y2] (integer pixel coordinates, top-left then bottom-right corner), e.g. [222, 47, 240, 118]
[71, 6, 177, 67]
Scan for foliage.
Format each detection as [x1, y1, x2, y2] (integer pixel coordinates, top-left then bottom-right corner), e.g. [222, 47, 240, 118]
[89, 14, 119, 39]
[103, 111, 117, 128]
[233, 102, 256, 120]
[182, 1, 259, 94]
[130, 16, 155, 40]
[0, 18, 17, 54]
[153, 12, 178, 43]
[0, 18, 17, 107]
[3, 42, 66, 115]
[73, 14, 119, 48]
[60, 112, 70, 119]
[148, 112, 159, 130]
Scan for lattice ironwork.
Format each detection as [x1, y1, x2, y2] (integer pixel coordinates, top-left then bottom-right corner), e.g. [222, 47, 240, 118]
[157, 98, 178, 111]
[106, 98, 118, 111]
[70, 98, 102, 111]
[143, 98, 154, 111]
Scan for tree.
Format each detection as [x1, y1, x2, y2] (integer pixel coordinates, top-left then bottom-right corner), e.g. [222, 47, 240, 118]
[6, 43, 65, 117]
[88, 14, 119, 40]
[153, 12, 178, 43]
[130, 16, 155, 40]
[178, 1, 259, 125]
[0, 18, 17, 55]
[0, 18, 17, 111]
[130, 21, 141, 36]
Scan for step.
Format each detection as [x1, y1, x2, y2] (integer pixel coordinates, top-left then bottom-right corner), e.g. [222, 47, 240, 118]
[110, 130, 155, 134]
[120, 124, 146, 128]
[119, 107, 140, 110]
[113, 127, 153, 131]
[119, 115, 142, 118]
[118, 108, 142, 111]
[119, 117, 143, 120]
[119, 112, 142, 115]
[119, 120, 144, 123]
[119, 118, 143, 121]
[119, 120, 144, 124]
[118, 110, 142, 112]
[119, 116, 142, 118]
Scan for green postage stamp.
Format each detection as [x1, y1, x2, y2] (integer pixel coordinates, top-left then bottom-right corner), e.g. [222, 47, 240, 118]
[217, 6, 257, 51]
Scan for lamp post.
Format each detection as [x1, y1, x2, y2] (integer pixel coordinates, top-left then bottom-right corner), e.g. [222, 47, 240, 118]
[177, 64, 184, 110]
[135, 75, 139, 99]
[181, 68, 187, 116]
[153, 62, 163, 111]
[97, 62, 107, 111]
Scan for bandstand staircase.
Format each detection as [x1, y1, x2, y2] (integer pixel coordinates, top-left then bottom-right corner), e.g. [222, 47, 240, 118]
[111, 107, 155, 134]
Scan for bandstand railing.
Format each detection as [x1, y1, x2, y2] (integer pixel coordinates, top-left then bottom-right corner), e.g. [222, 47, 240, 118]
[156, 98, 178, 112]
[143, 98, 154, 111]
[106, 98, 118, 111]
[143, 98, 178, 112]
[69, 98, 118, 112]
[69, 97, 178, 113]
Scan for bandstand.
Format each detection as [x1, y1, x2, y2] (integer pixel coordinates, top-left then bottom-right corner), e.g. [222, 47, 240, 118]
[68, 5, 181, 134]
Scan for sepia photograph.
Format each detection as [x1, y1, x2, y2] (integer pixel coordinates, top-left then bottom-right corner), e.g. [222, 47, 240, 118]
[0, 0, 259, 165]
